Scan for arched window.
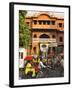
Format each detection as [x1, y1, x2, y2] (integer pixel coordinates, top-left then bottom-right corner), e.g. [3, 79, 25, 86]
[47, 20, 50, 25]
[52, 21, 55, 25]
[59, 23, 62, 27]
[38, 20, 42, 25]
[34, 34, 37, 38]
[43, 21, 46, 25]
[34, 20, 37, 24]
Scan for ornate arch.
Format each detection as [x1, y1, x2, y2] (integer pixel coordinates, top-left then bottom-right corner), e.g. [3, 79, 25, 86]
[39, 34, 50, 38]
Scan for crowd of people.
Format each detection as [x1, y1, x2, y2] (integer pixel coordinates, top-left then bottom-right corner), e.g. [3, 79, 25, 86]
[21, 54, 64, 79]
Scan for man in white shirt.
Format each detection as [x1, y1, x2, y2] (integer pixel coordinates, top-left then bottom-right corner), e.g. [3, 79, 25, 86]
[38, 60, 46, 69]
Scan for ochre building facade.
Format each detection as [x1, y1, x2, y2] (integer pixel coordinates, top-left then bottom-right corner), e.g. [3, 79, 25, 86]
[25, 13, 64, 57]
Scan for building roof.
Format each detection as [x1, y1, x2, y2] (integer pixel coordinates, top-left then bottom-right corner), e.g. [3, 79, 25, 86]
[26, 12, 64, 20]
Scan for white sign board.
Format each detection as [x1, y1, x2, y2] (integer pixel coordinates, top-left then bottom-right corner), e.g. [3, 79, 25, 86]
[32, 38, 56, 42]
[40, 44, 48, 52]
[49, 43, 57, 47]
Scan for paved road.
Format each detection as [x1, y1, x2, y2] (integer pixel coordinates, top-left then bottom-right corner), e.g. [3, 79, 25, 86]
[19, 65, 64, 79]
[36, 66, 64, 78]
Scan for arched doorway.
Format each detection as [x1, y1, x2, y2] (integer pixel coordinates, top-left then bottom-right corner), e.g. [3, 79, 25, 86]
[39, 34, 50, 57]
[33, 47, 36, 54]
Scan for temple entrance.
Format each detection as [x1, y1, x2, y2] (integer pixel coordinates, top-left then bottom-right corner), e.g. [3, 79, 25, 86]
[39, 34, 50, 57]
[39, 34, 57, 58]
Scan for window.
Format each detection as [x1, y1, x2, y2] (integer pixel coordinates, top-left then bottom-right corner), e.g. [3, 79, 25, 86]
[59, 37, 63, 42]
[52, 35, 55, 38]
[26, 22, 29, 25]
[52, 21, 55, 25]
[52, 47, 56, 52]
[39, 21, 42, 24]
[43, 21, 46, 25]
[47, 20, 50, 25]
[34, 20, 37, 24]
[59, 23, 62, 27]
[34, 34, 37, 38]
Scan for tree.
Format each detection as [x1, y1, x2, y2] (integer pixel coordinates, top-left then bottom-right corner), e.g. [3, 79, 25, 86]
[19, 10, 31, 49]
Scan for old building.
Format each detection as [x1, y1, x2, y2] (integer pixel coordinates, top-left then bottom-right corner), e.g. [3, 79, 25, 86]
[25, 12, 64, 57]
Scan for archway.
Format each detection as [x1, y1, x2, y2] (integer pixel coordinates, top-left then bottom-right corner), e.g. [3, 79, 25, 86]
[39, 34, 50, 57]
[39, 34, 50, 38]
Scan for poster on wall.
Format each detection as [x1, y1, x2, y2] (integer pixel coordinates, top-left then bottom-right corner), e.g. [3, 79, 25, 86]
[9, 2, 70, 87]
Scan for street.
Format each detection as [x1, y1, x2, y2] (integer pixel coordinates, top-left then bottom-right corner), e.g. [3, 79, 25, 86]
[19, 64, 64, 79]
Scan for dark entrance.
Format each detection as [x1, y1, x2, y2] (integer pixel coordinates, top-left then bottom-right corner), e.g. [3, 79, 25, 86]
[39, 34, 50, 38]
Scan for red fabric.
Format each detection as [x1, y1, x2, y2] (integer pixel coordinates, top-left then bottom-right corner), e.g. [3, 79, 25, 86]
[34, 64, 40, 73]
[24, 56, 33, 61]
[35, 67, 40, 73]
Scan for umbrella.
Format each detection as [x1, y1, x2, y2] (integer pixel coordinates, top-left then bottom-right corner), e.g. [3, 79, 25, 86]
[24, 56, 33, 61]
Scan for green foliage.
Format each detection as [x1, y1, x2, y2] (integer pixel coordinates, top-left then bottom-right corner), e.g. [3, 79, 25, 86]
[19, 10, 31, 48]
